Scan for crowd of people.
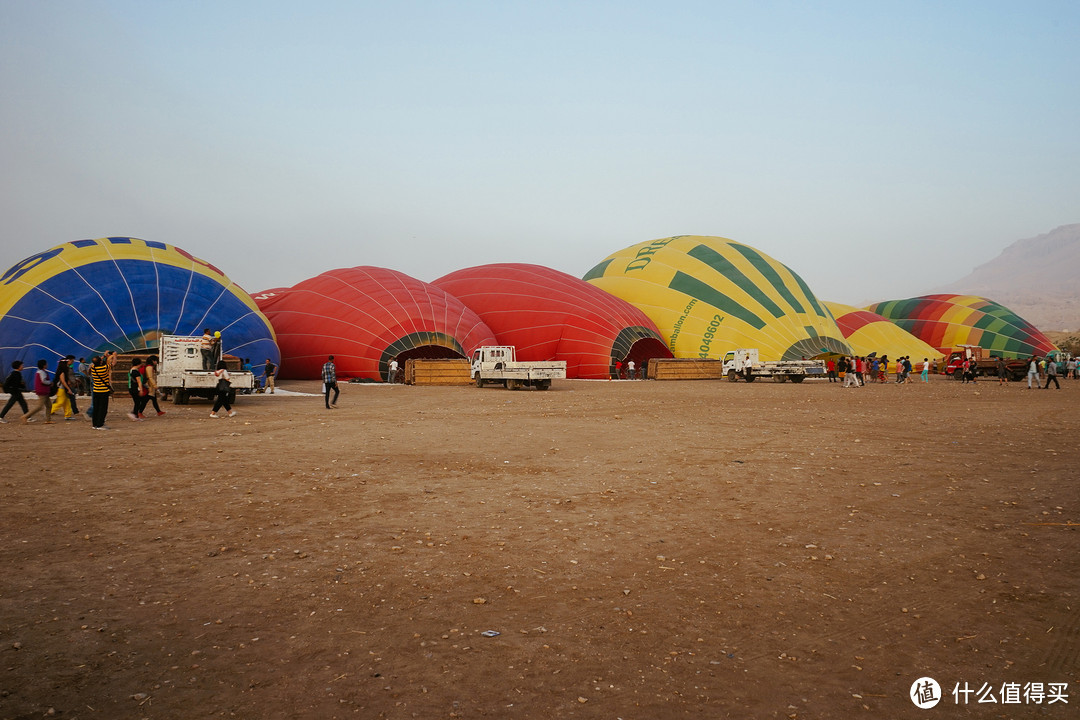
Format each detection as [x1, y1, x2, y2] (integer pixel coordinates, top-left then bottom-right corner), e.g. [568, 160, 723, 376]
[825, 355, 930, 387]
[0, 351, 166, 430]
[2, 348, 1074, 427]
[821, 353, 1077, 389]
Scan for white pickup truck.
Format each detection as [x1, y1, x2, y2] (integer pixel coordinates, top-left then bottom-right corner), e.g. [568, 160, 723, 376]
[470, 346, 566, 390]
[722, 348, 826, 383]
[156, 334, 255, 404]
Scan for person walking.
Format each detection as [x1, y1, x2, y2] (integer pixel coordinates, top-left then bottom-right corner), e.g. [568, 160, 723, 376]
[1026, 356, 1040, 390]
[1043, 356, 1061, 389]
[89, 356, 112, 429]
[996, 356, 1008, 384]
[127, 358, 149, 420]
[843, 357, 860, 388]
[322, 355, 339, 408]
[388, 358, 399, 384]
[263, 358, 276, 393]
[79, 357, 92, 396]
[0, 361, 29, 422]
[209, 361, 237, 418]
[144, 356, 165, 416]
[826, 358, 837, 382]
[63, 355, 82, 413]
[49, 358, 79, 419]
[21, 359, 54, 424]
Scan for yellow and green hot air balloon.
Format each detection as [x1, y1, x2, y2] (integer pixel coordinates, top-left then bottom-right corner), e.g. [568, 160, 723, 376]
[584, 236, 851, 361]
[823, 302, 943, 367]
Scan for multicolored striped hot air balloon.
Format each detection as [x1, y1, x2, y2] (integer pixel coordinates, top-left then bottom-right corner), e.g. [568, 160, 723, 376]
[584, 236, 851, 361]
[0, 237, 278, 372]
[255, 267, 497, 381]
[823, 302, 943, 365]
[432, 263, 672, 379]
[866, 294, 1056, 359]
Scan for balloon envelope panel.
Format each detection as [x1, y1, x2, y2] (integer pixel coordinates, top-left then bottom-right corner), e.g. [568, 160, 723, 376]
[0, 237, 278, 370]
[256, 267, 497, 381]
[584, 236, 850, 360]
[823, 302, 942, 363]
[866, 294, 1056, 358]
[432, 263, 671, 379]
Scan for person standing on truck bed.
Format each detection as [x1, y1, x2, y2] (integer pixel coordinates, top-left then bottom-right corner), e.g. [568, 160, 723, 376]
[323, 355, 339, 409]
[201, 329, 214, 370]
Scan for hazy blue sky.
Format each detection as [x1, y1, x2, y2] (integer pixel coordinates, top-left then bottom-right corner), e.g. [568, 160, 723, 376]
[2, 1, 1077, 304]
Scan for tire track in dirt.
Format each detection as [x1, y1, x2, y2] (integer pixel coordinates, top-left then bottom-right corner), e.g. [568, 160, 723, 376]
[1041, 601, 1080, 673]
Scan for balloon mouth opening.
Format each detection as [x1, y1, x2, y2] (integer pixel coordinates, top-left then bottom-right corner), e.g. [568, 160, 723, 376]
[394, 344, 465, 364]
[622, 337, 672, 366]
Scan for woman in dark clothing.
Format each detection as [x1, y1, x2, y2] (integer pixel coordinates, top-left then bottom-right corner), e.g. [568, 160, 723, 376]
[210, 361, 236, 418]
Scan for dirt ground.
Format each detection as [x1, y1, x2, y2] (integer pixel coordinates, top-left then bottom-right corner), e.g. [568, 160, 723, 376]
[1, 375, 1078, 719]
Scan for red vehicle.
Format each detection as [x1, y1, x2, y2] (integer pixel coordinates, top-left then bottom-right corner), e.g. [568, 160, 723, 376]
[944, 345, 1026, 381]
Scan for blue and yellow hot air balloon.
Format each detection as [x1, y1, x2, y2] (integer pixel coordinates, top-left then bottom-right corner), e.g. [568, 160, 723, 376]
[585, 236, 850, 360]
[0, 237, 278, 370]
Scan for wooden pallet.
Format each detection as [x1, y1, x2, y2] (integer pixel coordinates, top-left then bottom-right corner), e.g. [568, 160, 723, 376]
[404, 358, 472, 386]
[647, 358, 723, 381]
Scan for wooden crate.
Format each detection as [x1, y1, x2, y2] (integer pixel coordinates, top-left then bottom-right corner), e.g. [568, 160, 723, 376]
[648, 358, 723, 380]
[405, 358, 472, 386]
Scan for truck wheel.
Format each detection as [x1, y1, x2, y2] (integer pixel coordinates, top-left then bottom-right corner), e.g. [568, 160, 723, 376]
[790, 375, 805, 383]
[538, 379, 551, 390]
[227, 389, 237, 405]
[475, 376, 484, 388]
[727, 369, 738, 382]
[952, 369, 963, 380]
[774, 375, 788, 383]
[744, 374, 755, 383]
[172, 389, 189, 405]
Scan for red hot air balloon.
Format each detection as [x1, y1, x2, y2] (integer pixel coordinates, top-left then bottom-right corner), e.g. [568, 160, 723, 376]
[256, 267, 497, 381]
[433, 263, 672, 379]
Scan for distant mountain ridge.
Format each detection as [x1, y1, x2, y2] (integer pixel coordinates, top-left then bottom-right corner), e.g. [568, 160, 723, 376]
[932, 223, 1080, 332]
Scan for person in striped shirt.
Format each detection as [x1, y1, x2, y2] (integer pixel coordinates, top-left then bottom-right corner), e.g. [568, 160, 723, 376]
[89, 356, 112, 430]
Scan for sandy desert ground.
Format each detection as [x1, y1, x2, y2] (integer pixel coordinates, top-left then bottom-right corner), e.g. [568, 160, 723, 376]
[1, 374, 1078, 719]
